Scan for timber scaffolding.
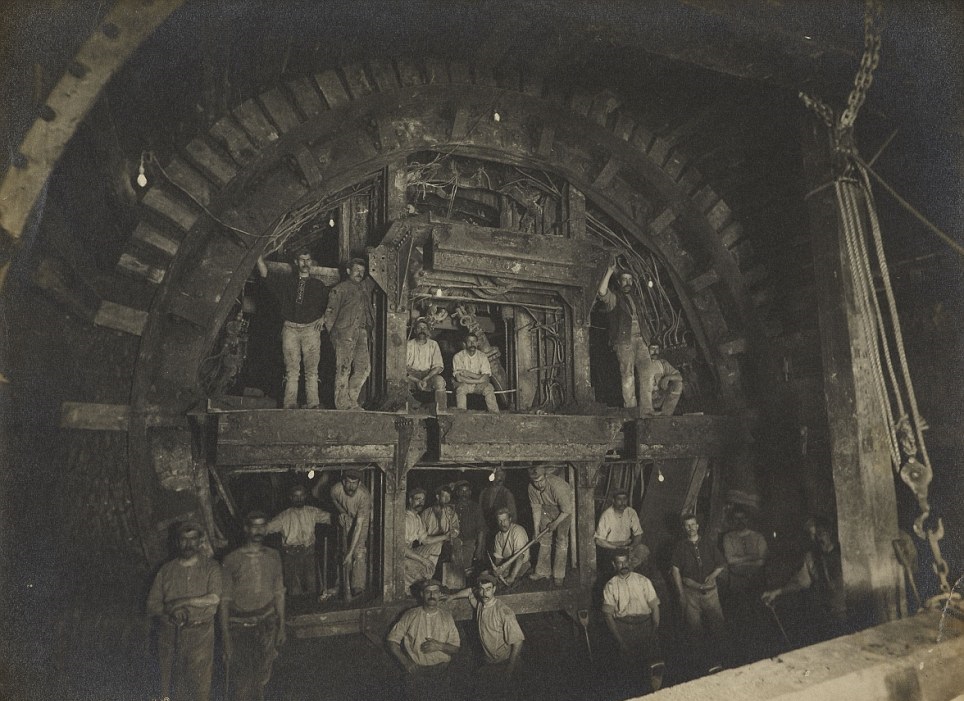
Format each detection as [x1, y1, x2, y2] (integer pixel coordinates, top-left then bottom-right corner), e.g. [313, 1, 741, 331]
[200, 407, 748, 640]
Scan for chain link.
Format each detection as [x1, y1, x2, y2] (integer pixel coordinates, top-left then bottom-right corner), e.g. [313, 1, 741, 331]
[840, 0, 883, 129]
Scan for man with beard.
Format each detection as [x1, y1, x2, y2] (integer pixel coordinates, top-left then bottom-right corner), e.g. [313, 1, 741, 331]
[597, 259, 655, 415]
[266, 485, 331, 598]
[406, 318, 447, 411]
[452, 333, 500, 412]
[451, 481, 486, 575]
[220, 512, 285, 701]
[147, 522, 223, 701]
[670, 512, 726, 674]
[422, 484, 462, 584]
[491, 508, 531, 587]
[404, 488, 450, 591]
[387, 579, 461, 700]
[602, 553, 664, 693]
[256, 252, 329, 409]
[447, 572, 525, 700]
[527, 467, 573, 587]
[330, 469, 372, 598]
[322, 257, 375, 410]
[762, 522, 847, 641]
[595, 489, 650, 572]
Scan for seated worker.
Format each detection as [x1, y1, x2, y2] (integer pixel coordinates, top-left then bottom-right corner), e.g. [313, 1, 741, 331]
[491, 507, 531, 587]
[595, 488, 650, 572]
[452, 333, 500, 413]
[649, 344, 683, 416]
[406, 318, 447, 411]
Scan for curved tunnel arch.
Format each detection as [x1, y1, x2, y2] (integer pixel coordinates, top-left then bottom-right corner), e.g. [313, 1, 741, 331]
[114, 62, 768, 561]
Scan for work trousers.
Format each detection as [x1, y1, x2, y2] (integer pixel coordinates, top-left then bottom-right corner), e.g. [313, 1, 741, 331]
[474, 660, 517, 701]
[614, 615, 663, 694]
[408, 370, 448, 410]
[281, 320, 322, 408]
[614, 336, 654, 413]
[228, 614, 279, 701]
[403, 662, 452, 701]
[157, 620, 215, 701]
[655, 377, 683, 416]
[282, 546, 317, 596]
[332, 327, 370, 410]
[681, 586, 725, 669]
[534, 515, 571, 583]
[455, 379, 499, 412]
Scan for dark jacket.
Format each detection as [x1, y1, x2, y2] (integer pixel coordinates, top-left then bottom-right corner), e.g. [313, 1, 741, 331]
[599, 287, 650, 346]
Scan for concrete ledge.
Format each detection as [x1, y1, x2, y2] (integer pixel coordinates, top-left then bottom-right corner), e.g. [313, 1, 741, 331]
[649, 610, 964, 700]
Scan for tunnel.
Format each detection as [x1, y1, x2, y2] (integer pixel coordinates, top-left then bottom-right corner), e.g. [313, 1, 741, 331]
[1, 2, 962, 700]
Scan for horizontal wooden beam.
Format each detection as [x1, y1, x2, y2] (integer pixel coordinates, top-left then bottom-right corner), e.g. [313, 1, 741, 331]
[217, 444, 396, 467]
[93, 300, 148, 336]
[264, 260, 341, 286]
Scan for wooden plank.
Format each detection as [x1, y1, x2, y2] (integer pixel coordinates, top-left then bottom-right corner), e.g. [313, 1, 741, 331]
[264, 261, 340, 286]
[60, 402, 130, 431]
[218, 444, 395, 467]
[439, 413, 620, 446]
[802, 119, 901, 623]
[438, 442, 613, 464]
[367, 59, 399, 93]
[341, 63, 373, 99]
[141, 188, 199, 232]
[117, 252, 164, 284]
[216, 409, 404, 446]
[592, 156, 620, 189]
[314, 70, 350, 109]
[292, 146, 324, 188]
[183, 137, 237, 186]
[94, 301, 147, 336]
[259, 88, 301, 132]
[285, 76, 324, 118]
[232, 99, 279, 147]
[209, 116, 258, 164]
[688, 269, 720, 292]
[633, 415, 743, 447]
[164, 156, 213, 206]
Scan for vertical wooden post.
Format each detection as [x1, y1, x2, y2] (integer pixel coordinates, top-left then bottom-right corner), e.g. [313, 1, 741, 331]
[576, 462, 601, 589]
[383, 417, 425, 602]
[385, 159, 409, 223]
[338, 199, 352, 267]
[802, 119, 902, 624]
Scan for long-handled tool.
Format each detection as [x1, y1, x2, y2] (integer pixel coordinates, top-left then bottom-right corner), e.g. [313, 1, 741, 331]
[491, 526, 552, 584]
[577, 609, 593, 664]
[764, 601, 792, 647]
[340, 527, 351, 603]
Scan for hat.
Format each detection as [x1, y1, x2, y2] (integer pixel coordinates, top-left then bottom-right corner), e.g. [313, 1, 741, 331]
[343, 469, 363, 481]
[451, 480, 470, 491]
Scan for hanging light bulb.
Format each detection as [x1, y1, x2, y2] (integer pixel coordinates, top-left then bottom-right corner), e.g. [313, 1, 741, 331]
[329, 218, 335, 227]
[136, 153, 148, 188]
[307, 469, 316, 480]
[647, 279, 654, 288]
[493, 111, 501, 122]
[657, 466, 665, 483]
[435, 287, 444, 297]
[488, 470, 496, 482]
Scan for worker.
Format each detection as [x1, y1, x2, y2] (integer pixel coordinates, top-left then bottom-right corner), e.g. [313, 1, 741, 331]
[146, 522, 223, 701]
[387, 579, 461, 700]
[421, 483, 461, 582]
[602, 552, 665, 693]
[721, 504, 768, 663]
[330, 469, 372, 598]
[452, 333, 500, 412]
[480, 467, 517, 534]
[670, 512, 726, 674]
[527, 466, 573, 587]
[648, 344, 683, 416]
[762, 521, 847, 640]
[220, 511, 285, 701]
[491, 508, 531, 587]
[597, 259, 655, 415]
[322, 257, 375, 410]
[451, 480, 486, 575]
[256, 253, 328, 409]
[406, 318, 447, 411]
[446, 572, 525, 700]
[265, 485, 331, 598]
[594, 488, 650, 572]
[404, 488, 449, 591]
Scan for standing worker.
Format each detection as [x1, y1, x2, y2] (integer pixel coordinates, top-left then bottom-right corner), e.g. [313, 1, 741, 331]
[330, 469, 372, 599]
[527, 467, 574, 587]
[322, 257, 375, 410]
[256, 253, 328, 409]
[265, 485, 331, 598]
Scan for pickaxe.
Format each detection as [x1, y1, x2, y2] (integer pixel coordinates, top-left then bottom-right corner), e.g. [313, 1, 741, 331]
[490, 526, 552, 586]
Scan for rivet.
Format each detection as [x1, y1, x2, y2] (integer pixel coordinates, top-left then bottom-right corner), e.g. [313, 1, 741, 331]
[101, 22, 120, 39]
[38, 105, 56, 122]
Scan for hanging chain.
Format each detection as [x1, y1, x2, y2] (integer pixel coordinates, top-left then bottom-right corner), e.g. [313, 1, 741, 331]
[800, 0, 958, 607]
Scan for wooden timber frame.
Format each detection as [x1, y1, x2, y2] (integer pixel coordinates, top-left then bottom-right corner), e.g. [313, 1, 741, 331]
[206, 408, 747, 639]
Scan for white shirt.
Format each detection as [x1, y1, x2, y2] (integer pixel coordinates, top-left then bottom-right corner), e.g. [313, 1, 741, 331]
[602, 572, 659, 618]
[406, 339, 443, 372]
[452, 349, 492, 378]
[266, 506, 331, 547]
[493, 523, 530, 563]
[595, 506, 643, 544]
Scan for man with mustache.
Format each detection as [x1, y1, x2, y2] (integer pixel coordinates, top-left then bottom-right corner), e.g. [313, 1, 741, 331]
[594, 488, 650, 573]
[322, 257, 375, 410]
[220, 512, 285, 701]
[256, 252, 329, 409]
[330, 469, 372, 598]
[491, 508, 531, 587]
[602, 553, 664, 693]
[265, 485, 332, 598]
[597, 259, 656, 415]
[147, 522, 223, 701]
[452, 332, 500, 412]
[406, 318, 448, 411]
[527, 466, 574, 587]
[447, 571, 525, 700]
[387, 579, 461, 699]
[403, 488, 449, 590]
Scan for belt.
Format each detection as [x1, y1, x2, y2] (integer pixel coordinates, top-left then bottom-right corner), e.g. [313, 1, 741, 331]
[283, 543, 315, 551]
[283, 319, 321, 328]
[615, 614, 653, 625]
[229, 602, 277, 625]
[685, 583, 717, 593]
[163, 618, 214, 629]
